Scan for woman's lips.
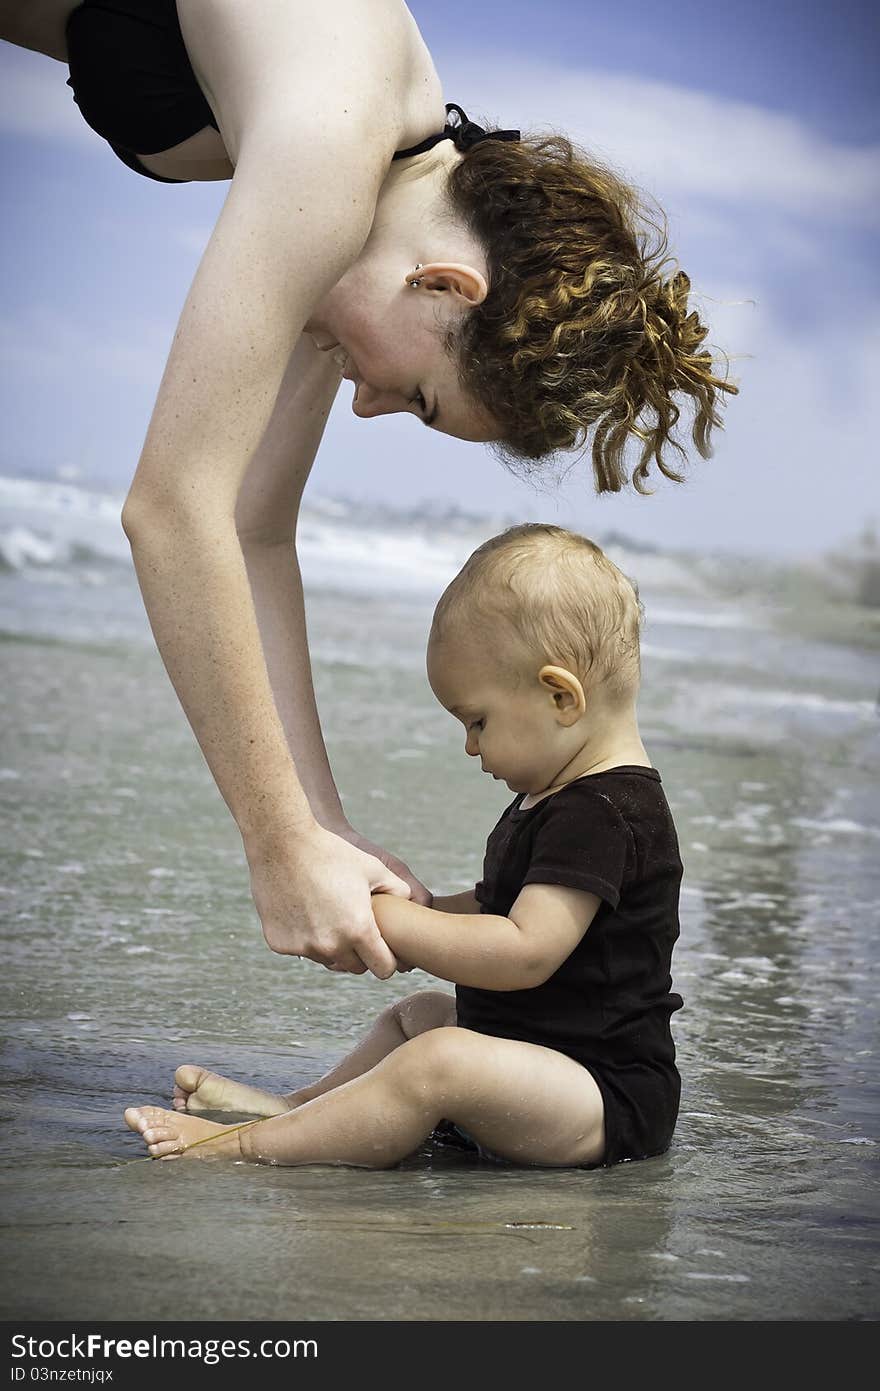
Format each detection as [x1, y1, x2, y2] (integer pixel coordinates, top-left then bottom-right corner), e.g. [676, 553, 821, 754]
[342, 360, 361, 408]
[321, 346, 362, 405]
[341, 355, 364, 410]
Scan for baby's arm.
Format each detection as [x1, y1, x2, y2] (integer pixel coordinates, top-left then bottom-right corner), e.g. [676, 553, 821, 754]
[371, 885, 601, 991]
[430, 890, 482, 914]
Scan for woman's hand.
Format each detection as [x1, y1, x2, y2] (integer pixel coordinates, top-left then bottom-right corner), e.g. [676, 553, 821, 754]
[245, 826, 413, 977]
[340, 829, 432, 909]
[341, 830, 431, 973]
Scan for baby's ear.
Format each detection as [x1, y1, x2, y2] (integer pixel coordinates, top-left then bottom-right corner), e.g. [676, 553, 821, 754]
[538, 665, 586, 722]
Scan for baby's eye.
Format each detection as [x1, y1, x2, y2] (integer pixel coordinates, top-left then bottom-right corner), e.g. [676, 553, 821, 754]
[412, 391, 427, 414]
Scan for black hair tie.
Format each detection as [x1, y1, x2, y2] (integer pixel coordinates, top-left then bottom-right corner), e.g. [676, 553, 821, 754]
[444, 102, 521, 151]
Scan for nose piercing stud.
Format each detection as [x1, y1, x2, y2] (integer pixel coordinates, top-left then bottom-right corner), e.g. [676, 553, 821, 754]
[409, 264, 423, 288]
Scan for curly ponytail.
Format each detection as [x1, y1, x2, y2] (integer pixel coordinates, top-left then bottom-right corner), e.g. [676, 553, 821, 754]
[445, 134, 737, 492]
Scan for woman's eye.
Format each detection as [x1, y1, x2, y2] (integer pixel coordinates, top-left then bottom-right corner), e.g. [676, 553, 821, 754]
[468, 720, 484, 732]
[412, 391, 426, 413]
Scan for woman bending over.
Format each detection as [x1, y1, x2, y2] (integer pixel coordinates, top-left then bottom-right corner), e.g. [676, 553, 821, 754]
[1, 1, 735, 976]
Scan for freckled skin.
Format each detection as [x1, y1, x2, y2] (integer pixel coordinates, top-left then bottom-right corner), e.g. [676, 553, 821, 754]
[1, 0, 499, 975]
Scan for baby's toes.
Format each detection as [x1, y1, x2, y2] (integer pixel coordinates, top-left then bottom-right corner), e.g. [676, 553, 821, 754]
[124, 1105, 154, 1134]
[174, 1064, 204, 1094]
[136, 1113, 184, 1155]
[142, 1120, 174, 1144]
[145, 1131, 183, 1158]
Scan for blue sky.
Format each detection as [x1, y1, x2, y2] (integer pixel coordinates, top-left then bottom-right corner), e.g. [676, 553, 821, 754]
[1, 0, 878, 556]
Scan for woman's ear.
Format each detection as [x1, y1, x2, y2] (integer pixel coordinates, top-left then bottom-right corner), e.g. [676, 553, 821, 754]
[538, 665, 586, 725]
[412, 262, 488, 306]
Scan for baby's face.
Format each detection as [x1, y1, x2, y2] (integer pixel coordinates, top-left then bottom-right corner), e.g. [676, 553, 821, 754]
[427, 631, 573, 796]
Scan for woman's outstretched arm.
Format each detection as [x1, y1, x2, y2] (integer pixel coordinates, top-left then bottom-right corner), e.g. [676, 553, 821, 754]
[121, 95, 411, 975]
[235, 334, 431, 909]
[233, 335, 348, 832]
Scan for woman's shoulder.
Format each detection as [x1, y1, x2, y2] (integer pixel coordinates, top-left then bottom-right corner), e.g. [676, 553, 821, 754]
[181, 0, 444, 160]
[391, 4, 448, 155]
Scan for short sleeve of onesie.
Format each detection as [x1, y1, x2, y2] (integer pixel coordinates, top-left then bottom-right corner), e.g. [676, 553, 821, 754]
[522, 785, 631, 909]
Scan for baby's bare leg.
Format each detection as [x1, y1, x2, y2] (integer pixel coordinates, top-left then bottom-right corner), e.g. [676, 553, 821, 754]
[128, 1026, 605, 1168]
[172, 990, 454, 1116]
[284, 990, 455, 1106]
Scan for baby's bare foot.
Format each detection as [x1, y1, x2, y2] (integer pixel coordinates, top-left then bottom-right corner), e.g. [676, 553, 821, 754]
[172, 1065, 288, 1117]
[124, 1105, 253, 1160]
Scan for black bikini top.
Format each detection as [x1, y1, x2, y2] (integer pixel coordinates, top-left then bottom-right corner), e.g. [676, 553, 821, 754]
[392, 102, 520, 161]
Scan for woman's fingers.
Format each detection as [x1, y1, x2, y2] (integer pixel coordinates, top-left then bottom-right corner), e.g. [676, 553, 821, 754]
[368, 864, 412, 899]
[350, 920, 399, 980]
[248, 828, 408, 977]
[323, 951, 368, 974]
[343, 829, 430, 903]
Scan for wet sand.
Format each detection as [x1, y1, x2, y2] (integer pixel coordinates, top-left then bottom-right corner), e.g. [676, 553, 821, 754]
[1, 576, 878, 1321]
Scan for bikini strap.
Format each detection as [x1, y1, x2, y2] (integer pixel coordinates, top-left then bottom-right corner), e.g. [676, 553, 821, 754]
[444, 103, 521, 152]
[392, 102, 521, 161]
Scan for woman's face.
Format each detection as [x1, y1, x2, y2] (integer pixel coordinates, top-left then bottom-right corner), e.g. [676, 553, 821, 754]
[307, 266, 502, 443]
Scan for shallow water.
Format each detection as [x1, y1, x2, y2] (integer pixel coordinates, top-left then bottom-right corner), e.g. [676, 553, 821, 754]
[1, 543, 878, 1321]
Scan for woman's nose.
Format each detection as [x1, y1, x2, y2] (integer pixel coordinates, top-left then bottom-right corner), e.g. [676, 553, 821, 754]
[465, 730, 480, 758]
[351, 383, 409, 418]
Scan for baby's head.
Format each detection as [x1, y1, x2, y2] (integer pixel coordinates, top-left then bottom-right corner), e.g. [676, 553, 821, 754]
[427, 524, 642, 794]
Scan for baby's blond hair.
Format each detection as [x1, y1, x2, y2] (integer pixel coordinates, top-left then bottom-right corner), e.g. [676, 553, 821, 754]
[432, 524, 642, 699]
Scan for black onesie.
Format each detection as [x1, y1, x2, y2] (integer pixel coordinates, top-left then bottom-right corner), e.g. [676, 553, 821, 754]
[456, 767, 684, 1167]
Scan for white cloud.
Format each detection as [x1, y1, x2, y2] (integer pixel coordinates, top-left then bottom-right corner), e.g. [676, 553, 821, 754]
[439, 53, 880, 225]
[556, 300, 880, 556]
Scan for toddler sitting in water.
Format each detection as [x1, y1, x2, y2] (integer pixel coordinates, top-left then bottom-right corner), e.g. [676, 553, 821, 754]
[124, 524, 684, 1169]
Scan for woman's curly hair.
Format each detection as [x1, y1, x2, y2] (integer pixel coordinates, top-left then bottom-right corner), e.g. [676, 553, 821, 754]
[445, 133, 737, 492]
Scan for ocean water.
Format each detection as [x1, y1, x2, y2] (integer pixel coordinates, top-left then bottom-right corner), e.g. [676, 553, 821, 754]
[1, 475, 878, 1321]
